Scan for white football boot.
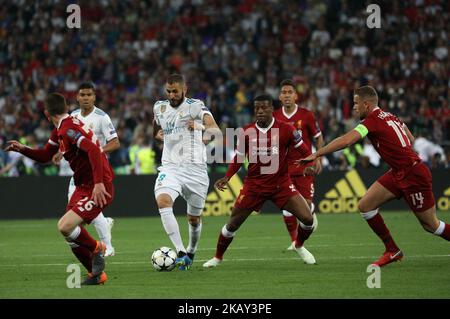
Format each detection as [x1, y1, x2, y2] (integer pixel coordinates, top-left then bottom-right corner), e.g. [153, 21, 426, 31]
[202, 257, 222, 268]
[295, 246, 316, 265]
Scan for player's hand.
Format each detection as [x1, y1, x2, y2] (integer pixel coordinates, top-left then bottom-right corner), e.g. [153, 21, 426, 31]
[92, 183, 111, 208]
[303, 166, 316, 176]
[155, 129, 164, 141]
[4, 140, 25, 152]
[187, 120, 205, 131]
[314, 157, 323, 175]
[52, 151, 63, 165]
[296, 153, 317, 166]
[215, 177, 230, 192]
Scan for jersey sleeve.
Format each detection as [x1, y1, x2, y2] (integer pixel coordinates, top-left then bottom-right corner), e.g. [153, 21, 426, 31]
[48, 128, 60, 147]
[308, 112, 322, 139]
[190, 100, 213, 121]
[61, 126, 85, 148]
[287, 124, 310, 156]
[101, 114, 118, 142]
[153, 102, 162, 125]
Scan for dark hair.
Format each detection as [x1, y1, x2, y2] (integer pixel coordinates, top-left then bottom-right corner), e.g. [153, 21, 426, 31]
[45, 93, 67, 116]
[254, 94, 273, 105]
[78, 82, 95, 91]
[166, 74, 185, 85]
[354, 85, 378, 102]
[280, 79, 296, 90]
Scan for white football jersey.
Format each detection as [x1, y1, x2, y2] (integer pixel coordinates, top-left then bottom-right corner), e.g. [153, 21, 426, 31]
[59, 106, 118, 176]
[153, 98, 213, 169]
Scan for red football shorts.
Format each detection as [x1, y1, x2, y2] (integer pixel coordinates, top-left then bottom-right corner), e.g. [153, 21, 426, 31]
[377, 162, 435, 213]
[290, 174, 314, 201]
[67, 182, 115, 223]
[234, 178, 300, 212]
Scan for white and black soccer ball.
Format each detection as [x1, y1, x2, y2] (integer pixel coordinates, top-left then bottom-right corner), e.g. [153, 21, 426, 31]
[151, 246, 177, 271]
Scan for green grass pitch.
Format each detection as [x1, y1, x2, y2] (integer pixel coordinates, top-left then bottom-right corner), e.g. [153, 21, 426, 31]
[0, 212, 449, 298]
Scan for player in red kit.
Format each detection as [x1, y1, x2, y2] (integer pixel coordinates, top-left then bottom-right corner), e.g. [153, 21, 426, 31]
[5, 93, 114, 284]
[300, 86, 450, 267]
[273, 79, 324, 250]
[203, 95, 318, 268]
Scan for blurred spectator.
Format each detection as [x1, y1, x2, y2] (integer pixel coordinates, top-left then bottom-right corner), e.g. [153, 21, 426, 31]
[0, 1, 448, 174]
[414, 134, 446, 168]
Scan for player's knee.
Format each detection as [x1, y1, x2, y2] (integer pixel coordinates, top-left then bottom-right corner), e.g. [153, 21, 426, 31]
[156, 195, 173, 209]
[357, 200, 370, 213]
[57, 219, 71, 236]
[188, 215, 201, 226]
[420, 220, 439, 233]
[301, 215, 314, 226]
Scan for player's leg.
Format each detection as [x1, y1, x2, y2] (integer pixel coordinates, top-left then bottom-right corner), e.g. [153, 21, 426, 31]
[282, 194, 317, 264]
[91, 212, 115, 257]
[203, 206, 254, 268]
[358, 178, 402, 267]
[414, 205, 450, 240]
[186, 205, 203, 261]
[155, 190, 186, 255]
[58, 210, 106, 280]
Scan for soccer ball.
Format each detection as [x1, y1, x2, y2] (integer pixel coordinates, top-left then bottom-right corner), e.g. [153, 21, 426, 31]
[151, 246, 177, 271]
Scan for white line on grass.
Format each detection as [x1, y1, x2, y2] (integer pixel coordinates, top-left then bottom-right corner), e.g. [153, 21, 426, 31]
[0, 254, 448, 268]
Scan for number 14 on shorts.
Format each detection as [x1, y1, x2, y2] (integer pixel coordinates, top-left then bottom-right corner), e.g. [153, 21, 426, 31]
[410, 192, 424, 209]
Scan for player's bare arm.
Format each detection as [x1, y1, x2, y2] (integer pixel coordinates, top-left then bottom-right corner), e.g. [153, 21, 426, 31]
[314, 134, 325, 174]
[299, 130, 361, 164]
[101, 137, 120, 153]
[201, 114, 222, 144]
[153, 119, 163, 141]
[52, 151, 63, 165]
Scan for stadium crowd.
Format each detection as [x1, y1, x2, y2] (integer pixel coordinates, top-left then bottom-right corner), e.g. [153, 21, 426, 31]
[0, 0, 449, 176]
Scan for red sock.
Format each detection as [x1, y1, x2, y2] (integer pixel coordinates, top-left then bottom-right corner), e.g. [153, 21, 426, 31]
[366, 213, 399, 252]
[295, 224, 313, 248]
[71, 246, 93, 272]
[439, 223, 450, 241]
[215, 233, 234, 260]
[73, 226, 97, 252]
[283, 214, 298, 242]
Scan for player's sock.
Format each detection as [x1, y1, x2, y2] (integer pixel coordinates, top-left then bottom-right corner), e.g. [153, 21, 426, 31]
[67, 241, 93, 272]
[186, 222, 202, 257]
[282, 210, 298, 242]
[361, 209, 399, 252]
[159, 207, 186, 253]
[433, 221, 450, 241]
[66, 226, 98, 252]
[91, 212, 112, 248]
[215, 225, 235, 259]
[295, 221, 314, 248]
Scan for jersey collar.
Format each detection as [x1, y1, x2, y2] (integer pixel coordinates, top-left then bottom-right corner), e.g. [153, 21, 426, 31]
[57, 114, 70, 129]
[282, 104, 298, 119]
[255, 117, 275, 134]
[80, 106, 96, 118]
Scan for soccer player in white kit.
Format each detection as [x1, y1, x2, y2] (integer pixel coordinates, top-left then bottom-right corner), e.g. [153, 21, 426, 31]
[153, 74, 221, 270]
[53, 82, 120, 257]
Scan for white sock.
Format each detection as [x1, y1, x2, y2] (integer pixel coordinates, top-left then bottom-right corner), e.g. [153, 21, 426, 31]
[187, 222, 202, 255]
[282, 210, 293, 217]
[91, 213, 112, 248]
[433, 221, 445, 236]
[65, 226, 81, 241]
[159, 207, 186, 254]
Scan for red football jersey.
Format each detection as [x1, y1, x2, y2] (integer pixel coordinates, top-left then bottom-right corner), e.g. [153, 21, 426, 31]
[235, 118, 309, 191]
[49, 115, 114, 186]
[273, 105, 321, 175]
[360, 107, 420, 175]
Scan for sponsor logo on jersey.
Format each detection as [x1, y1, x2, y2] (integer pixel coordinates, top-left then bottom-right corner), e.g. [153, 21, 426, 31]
[319, 170, 367, 213]
[161, 105, 166, 113]
[437, 187, 450, 211]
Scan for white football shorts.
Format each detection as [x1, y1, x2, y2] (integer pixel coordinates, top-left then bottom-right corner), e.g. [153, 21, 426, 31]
[154, 165, 209, 216]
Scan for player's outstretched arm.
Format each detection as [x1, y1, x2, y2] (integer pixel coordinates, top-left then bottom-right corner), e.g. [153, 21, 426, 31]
[403, 124, 415, 145]
[202, 114, 222, 144]
[6, 140, 59, 163]
[153, 120, 164, 142]
[298, 130, 362, 165]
